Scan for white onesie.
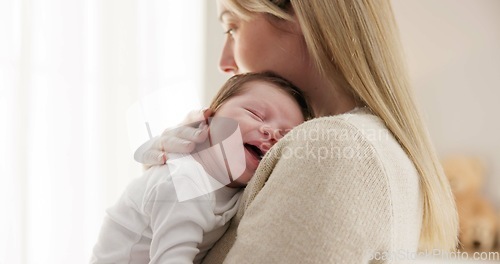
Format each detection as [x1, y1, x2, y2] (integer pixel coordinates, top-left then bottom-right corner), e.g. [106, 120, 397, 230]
[91, 156, 242, 264]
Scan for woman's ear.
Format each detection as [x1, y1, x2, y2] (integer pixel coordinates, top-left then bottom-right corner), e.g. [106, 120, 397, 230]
[287, 6, 302, 36]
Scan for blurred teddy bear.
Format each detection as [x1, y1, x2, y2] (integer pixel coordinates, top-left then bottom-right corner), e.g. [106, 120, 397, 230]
[442, 155, 498, 252]
[497, 213, 500, 251]
[495, 212, 500, 252]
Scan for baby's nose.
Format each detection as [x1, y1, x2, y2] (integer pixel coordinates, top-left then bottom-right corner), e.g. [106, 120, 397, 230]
[260, 126, 283, 141]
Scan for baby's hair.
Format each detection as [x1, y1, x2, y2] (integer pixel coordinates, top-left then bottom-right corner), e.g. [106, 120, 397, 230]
[209, 72, 314, 120]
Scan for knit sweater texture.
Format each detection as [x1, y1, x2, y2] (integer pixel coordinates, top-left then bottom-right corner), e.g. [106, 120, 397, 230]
[201, 108, 423, 264]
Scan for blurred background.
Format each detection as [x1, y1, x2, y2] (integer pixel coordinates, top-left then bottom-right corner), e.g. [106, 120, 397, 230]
[0, 0, 499, 263]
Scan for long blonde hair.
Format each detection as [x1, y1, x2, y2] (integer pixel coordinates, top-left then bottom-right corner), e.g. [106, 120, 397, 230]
[221, 0, 458, 251]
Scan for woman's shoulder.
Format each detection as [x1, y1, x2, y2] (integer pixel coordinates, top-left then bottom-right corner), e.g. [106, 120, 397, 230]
[271, 106, 417, 184]
[295, 107, 386, 132]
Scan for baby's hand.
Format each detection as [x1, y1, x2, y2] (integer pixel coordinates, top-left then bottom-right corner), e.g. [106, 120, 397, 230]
[134, 109, 213, 165]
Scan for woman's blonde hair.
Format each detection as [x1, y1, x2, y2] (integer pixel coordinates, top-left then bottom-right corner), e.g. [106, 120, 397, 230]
[220, 0, 458, 251]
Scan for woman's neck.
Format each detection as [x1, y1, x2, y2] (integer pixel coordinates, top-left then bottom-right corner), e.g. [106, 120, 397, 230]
[304, 78, 357, 117]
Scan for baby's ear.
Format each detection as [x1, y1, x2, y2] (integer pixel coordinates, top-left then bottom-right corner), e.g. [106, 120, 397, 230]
[204, 108, 215, 118]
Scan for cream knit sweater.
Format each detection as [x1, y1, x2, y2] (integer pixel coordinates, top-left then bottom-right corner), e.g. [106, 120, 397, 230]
[201, 108, 423, 264]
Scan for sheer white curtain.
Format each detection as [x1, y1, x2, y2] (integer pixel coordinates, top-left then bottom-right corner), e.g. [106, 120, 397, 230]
[0, 0, 205, 263]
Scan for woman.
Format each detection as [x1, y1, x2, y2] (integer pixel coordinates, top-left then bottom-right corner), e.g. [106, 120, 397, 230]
[136, 0, 459, 262]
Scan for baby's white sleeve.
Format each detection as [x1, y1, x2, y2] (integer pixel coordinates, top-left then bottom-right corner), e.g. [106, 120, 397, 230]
[145, 164, 215, 264]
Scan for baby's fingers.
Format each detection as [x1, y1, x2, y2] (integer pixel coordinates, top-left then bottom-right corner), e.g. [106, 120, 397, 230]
[141, 149, 166, 166]
[159, 136, 197, 154]
[161, 123, 209, 144]
[134, 137, 161, 164]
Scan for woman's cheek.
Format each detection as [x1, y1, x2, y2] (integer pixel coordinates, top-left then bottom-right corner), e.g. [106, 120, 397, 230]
[234, 41, 255, 73]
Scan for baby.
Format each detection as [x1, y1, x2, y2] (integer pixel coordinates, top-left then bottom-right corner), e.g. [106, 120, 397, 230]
[91, 72, 313, 264]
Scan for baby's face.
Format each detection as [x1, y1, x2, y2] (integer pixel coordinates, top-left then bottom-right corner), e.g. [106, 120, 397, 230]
[213, 80, 304, 187]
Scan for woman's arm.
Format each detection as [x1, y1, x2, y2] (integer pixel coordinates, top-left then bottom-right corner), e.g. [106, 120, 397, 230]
[224, 119, 393, 264]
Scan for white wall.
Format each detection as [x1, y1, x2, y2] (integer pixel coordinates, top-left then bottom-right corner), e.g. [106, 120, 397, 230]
[392, 0, 500, 208]
[203, 1, 500, 208]
[202, 1, 228, 105]
[0, 0, 206, 262]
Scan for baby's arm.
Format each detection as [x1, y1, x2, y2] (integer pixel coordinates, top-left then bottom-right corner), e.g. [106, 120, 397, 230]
[145, 165, 215, 263]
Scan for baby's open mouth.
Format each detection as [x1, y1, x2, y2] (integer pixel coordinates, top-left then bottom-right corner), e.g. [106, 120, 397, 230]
[244, 143, 264, 160]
